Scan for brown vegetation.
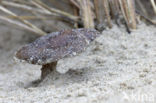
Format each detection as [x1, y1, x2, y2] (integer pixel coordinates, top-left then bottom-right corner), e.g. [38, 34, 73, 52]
[0, 0, 155, 35]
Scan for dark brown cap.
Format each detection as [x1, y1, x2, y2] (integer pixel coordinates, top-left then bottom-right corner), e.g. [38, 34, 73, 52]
[15, 28, 100, 65]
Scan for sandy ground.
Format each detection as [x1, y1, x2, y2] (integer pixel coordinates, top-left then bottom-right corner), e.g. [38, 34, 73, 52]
[0, 23, 156, 103]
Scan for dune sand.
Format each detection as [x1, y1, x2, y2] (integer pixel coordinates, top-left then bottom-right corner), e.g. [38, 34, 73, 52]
[0, 23, 156, 103]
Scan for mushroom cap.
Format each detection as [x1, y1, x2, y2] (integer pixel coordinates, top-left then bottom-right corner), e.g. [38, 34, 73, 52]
[15, 28, 100, 65]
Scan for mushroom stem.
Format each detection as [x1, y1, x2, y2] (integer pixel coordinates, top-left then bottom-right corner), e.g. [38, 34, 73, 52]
[41, 61, 57, 80]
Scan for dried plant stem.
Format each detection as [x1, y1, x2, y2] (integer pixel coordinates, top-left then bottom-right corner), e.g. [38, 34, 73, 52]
[0, 6, 46, 35]
[139, 14, 156, 25]
[122, 0, 130, 24]
[11, 0, 34, 6]
[127, 0, 136, 29]
[72, 5, 79, 28]
[103, 0, 112, 28]
[0, 0, 141, 32]
[70, 0, 79, 28]
[2, 1, 51, 15]
[2, 1, 79, 23]
[136, 0, 148, 17]
[70, 0, 80, 9]
[119, 0, 136, 29]
[6, 16, 55, 20]
[78, 0, 94, 28]
[109, 0, 120, 19]
[0, 16, 42, 34]
[94, 0, 100, 23]
[119, 0, 128, 23]
[32, 0, 79, 22]
[114, 0, 120, 13]
[150, 0, 156, 14]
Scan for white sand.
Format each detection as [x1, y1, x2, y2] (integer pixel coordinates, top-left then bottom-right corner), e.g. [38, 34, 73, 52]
[0, 23, 156, 103]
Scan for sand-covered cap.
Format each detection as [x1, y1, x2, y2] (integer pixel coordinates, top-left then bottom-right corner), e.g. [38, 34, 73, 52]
[15, 28, 100, 65]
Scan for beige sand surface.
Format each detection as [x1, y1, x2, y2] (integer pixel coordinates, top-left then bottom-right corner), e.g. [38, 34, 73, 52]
[0, 24, 156, 103]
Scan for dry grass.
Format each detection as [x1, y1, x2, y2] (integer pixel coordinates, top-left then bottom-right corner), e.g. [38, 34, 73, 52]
[0, 5, 47, 35]
[151, 0, 156, 14]
[103, 0, 112, 28]
[0, 0, 155, 35]
[77, 0, 94, 28]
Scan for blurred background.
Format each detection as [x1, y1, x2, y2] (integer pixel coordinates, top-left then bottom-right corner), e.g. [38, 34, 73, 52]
[0, 0, 155, 52]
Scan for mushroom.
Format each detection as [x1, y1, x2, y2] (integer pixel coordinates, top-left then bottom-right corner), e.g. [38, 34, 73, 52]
[15, 28, 100, 80]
